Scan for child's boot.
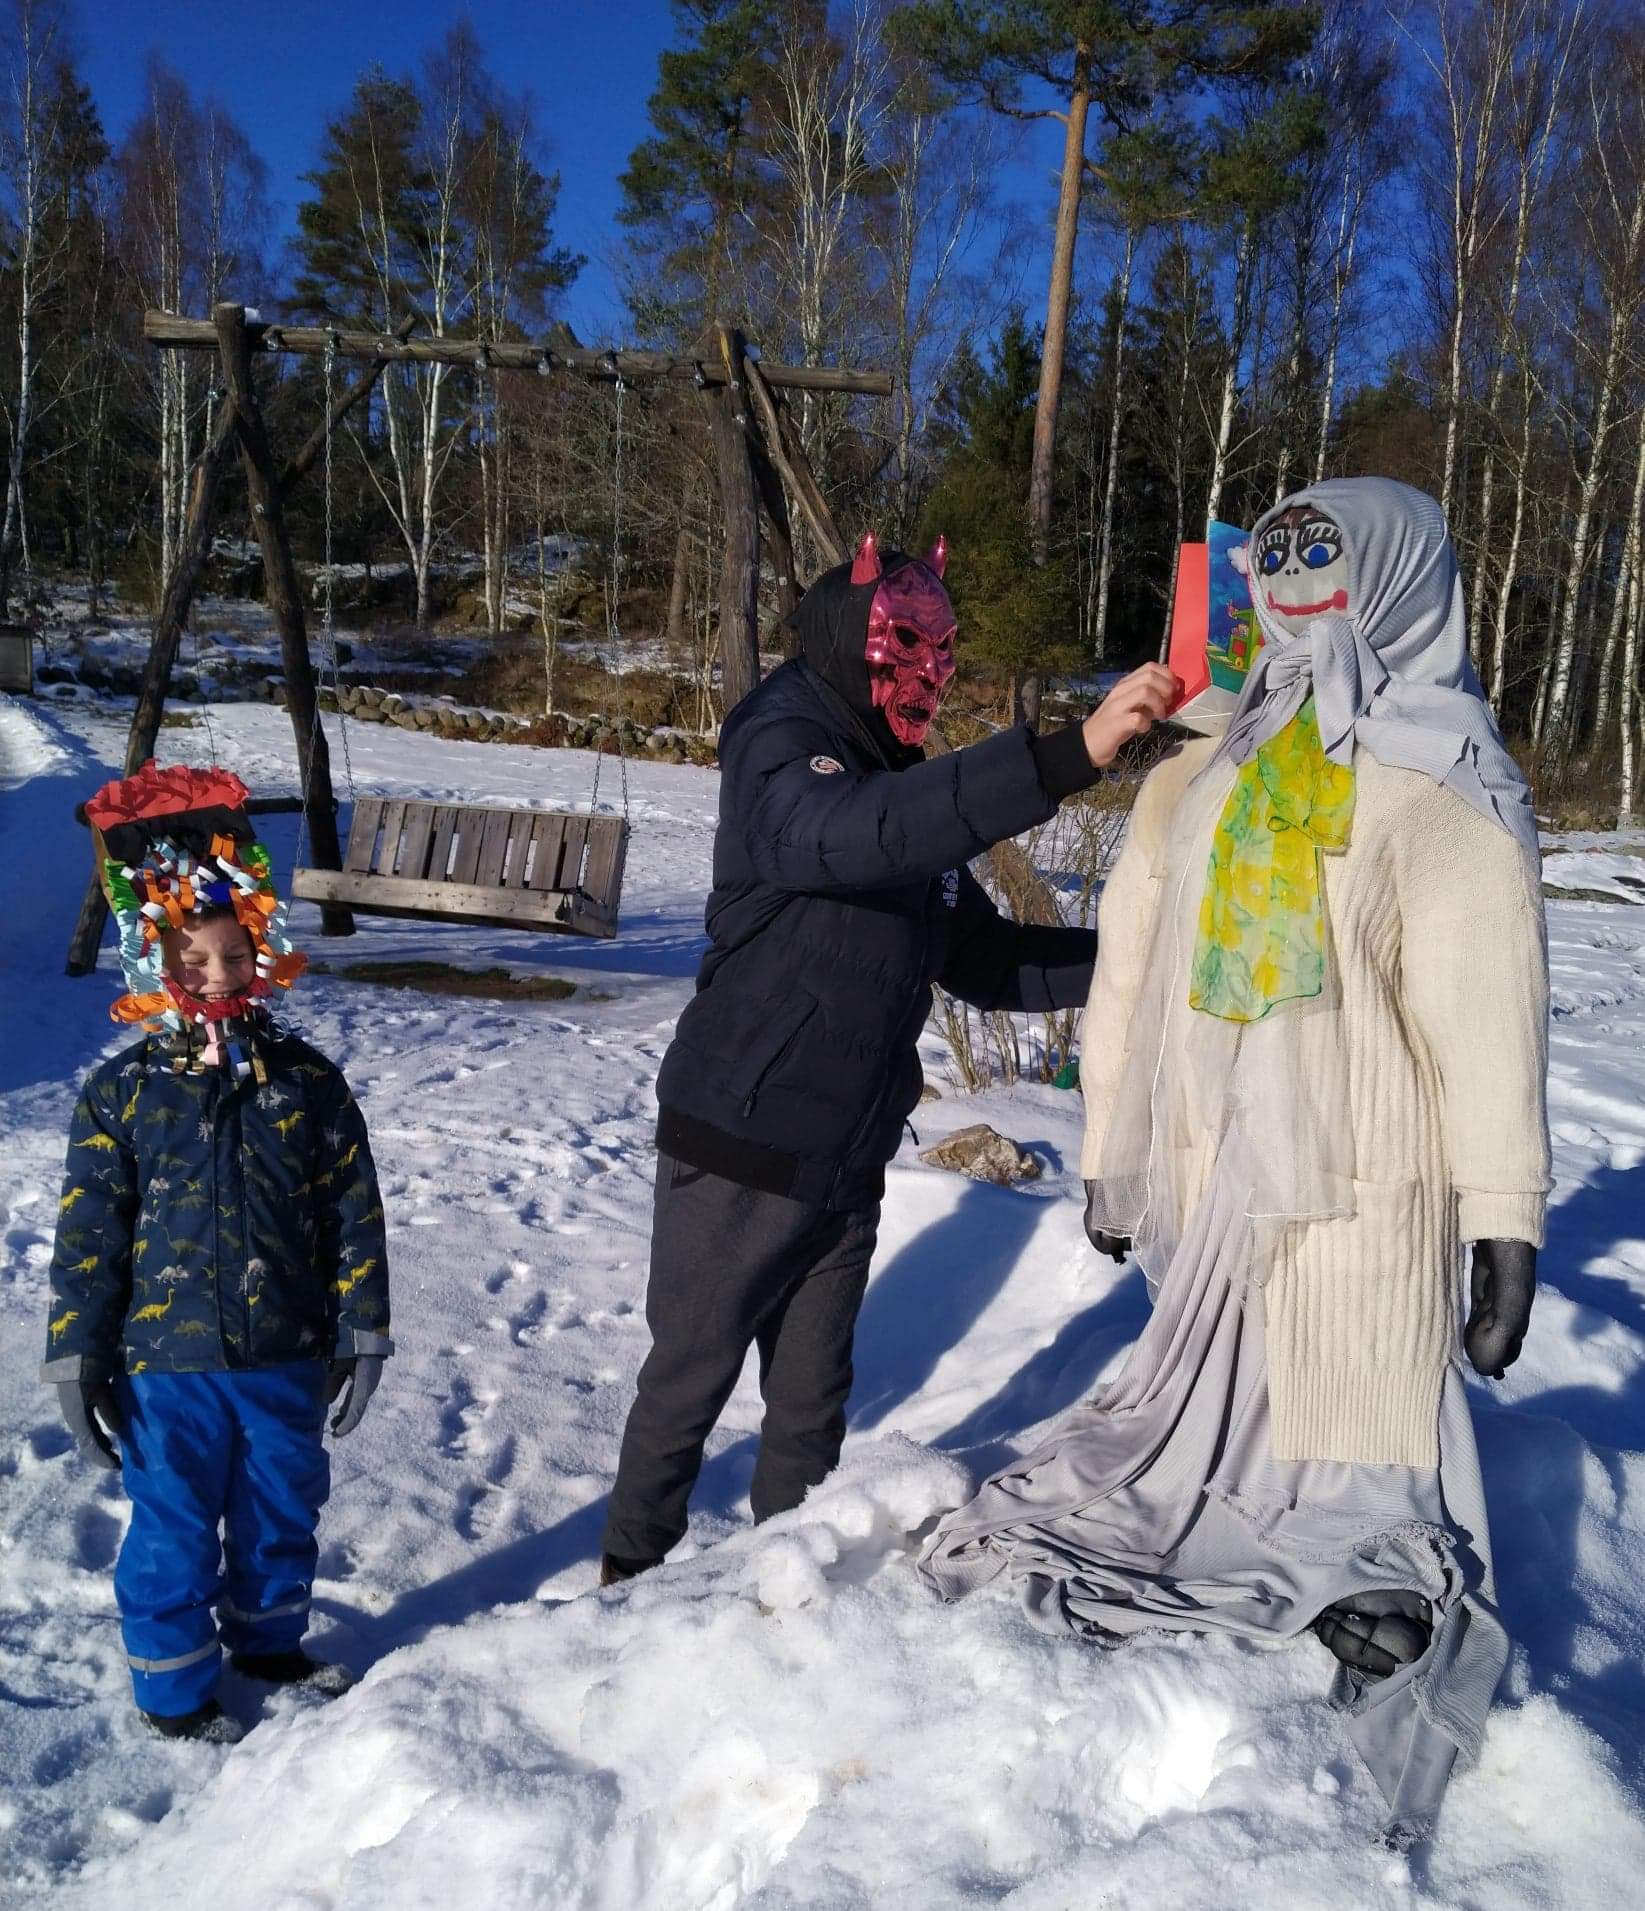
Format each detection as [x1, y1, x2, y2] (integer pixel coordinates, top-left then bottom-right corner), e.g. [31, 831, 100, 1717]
[231, 1647, 354, 1696]
[141, 1699, 244, 1744]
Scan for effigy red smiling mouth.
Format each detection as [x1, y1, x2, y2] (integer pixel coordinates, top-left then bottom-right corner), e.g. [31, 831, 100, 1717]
[1267, 588, 1349, 616]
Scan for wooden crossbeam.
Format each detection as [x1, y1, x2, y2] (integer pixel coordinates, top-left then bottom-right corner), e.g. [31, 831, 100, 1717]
[144, 310, 894, 398]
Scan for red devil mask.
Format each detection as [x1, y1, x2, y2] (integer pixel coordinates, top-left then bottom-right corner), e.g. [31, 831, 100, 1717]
[854, 532, 957, 747]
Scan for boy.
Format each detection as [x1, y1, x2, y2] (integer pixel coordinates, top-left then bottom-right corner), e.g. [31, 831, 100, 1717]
[602, 534, 1174, 1581]
[44, 763, 391, 1743]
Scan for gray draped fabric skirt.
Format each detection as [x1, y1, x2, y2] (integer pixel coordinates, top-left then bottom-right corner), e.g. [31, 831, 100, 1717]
[918, 1158, 1508, 1846]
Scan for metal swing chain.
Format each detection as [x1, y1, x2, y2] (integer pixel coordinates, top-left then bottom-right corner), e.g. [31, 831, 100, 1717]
[195, 381, 223, 769]
[320, 334, 355, 800]
[590, 372, 631, 824]
[296, 335, 355, 873]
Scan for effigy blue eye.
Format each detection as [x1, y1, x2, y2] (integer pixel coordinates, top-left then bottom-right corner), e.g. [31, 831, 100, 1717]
[1260, 546, 1285, 574]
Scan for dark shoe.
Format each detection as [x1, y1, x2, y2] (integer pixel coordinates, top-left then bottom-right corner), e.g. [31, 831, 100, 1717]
[231, 1648, 354, 1695]
[599, 1551, 657, 1587]
[1313, 1592, 1433, 1681]
[141, 1699, 244, 1744]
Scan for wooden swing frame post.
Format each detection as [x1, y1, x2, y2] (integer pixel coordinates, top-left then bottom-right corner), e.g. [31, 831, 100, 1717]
[65, 307, 416, 973]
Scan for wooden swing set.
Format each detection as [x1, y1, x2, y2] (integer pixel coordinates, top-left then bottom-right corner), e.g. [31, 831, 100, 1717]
[64, 304, 889, 974]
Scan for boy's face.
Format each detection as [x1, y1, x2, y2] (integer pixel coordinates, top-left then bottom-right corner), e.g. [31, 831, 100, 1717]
[160, 913, 256, 1002]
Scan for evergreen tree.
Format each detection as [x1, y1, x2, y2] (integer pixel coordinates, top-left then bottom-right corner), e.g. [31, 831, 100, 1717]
[893, 0, 1317, 716]
[618, 0, 785, 339]
[294, 71, 429, 327]
[1128, 232, 1223, 642]
[294, 36, 579, 626]
[921, 313, 1078, 685]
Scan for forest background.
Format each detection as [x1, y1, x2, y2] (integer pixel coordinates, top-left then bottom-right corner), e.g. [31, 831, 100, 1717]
[2, 0, 1642, 822]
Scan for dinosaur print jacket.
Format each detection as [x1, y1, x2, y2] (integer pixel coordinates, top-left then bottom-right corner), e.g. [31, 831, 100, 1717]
[43, 1020, 391, 1381]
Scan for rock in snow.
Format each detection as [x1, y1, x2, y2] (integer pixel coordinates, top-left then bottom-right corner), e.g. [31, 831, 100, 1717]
[920, 1122, 1042, 1185]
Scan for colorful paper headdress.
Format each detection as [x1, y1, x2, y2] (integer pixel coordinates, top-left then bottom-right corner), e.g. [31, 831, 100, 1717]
[83, 762, 307, 1030]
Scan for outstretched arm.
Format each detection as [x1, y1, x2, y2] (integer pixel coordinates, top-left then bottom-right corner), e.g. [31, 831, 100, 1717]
[937, 867, 1098, 1013]
[735, 665, 1176, 897]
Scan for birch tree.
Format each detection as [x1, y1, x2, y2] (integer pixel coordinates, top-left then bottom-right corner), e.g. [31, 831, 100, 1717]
[1403, 0, 1523, 526]
[1467, 0, 1582, 678]
[0, 0, 63, 610]
[868, 71, 1002, 544]
[116, 61, 267, 595]
[1539, 54, 1645, 756]
[763, 0, 890, 500]
[465, 85, 579, 636]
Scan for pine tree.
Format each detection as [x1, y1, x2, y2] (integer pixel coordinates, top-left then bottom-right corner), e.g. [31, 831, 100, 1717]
[921, 313, 1078, 687]
[892, 0, 1318, 718]
[618, 0, 785, 338]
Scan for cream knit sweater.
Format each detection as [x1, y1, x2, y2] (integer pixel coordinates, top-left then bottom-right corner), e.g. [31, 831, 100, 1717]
[1080, 735, 1551, 1467]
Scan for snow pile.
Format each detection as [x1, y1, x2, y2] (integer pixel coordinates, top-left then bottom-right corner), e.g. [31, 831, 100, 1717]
[3, 692, 1644, 1909]
[42, 1439, 1645, 1910]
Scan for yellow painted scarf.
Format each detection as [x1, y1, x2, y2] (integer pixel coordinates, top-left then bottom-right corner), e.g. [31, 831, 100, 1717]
[1190, 699, 1355, 1023]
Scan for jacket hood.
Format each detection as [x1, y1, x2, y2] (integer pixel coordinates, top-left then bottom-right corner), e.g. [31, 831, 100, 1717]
[788, 550, 928, 765]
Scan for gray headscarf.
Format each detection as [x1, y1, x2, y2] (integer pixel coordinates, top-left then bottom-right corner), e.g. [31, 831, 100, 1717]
[1212, 476, 1537, 851]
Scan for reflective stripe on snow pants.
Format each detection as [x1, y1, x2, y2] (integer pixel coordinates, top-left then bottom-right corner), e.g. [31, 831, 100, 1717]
[114, 1363, 330, 1716]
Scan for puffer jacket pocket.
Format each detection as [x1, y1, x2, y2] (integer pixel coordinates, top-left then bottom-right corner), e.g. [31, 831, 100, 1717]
[737, 989, 820, 1118]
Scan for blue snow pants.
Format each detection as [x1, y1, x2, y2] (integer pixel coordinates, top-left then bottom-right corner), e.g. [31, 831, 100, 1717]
[113, 1363, 330, 1716]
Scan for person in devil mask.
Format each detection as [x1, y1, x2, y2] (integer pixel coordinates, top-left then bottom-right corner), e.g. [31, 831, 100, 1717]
[601, 533, 1176, 1582]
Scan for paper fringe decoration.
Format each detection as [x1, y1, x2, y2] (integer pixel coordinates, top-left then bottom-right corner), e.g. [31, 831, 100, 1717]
[89, 763, 308, 1034]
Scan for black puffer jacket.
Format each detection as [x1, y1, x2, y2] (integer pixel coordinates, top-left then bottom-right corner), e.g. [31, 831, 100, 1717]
[655, 554, 1101, 1210]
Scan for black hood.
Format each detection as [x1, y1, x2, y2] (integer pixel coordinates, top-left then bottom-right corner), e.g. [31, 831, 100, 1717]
[788, 549, 926, 766]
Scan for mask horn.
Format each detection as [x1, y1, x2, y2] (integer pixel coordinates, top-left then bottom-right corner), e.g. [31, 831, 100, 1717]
[850, 532, 882, 586]
[924, 535, 947, 578]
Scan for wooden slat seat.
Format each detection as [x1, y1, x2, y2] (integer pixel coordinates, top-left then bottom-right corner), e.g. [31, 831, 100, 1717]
[291, 799, 627, 938]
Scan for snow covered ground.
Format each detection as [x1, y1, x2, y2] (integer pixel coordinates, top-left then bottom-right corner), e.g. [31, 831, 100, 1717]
[3, 691, 1644, 1909]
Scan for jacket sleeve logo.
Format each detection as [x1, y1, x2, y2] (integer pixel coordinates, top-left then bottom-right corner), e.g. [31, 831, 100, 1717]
[809, 755, 845, 775]
[942, 869, 960, 908]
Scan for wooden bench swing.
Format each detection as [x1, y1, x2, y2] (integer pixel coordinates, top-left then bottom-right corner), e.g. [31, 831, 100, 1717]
[293, 797, 628, 939]
[288, 343, 635, 941]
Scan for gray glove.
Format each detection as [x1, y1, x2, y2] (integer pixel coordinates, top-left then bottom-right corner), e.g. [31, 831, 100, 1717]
[327, 1356, 383, 1437]
[57, 1380, 124, 1470]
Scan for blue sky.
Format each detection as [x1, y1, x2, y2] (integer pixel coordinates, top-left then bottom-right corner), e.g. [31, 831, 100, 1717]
[81, 0, 1072, 344]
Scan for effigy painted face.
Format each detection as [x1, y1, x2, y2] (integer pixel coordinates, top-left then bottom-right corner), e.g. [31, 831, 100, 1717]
[1251, 504, 1350, 641]
[854, 532, 957, 747]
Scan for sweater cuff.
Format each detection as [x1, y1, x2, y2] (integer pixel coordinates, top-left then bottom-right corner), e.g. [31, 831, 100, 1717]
[1030, 723, 1101, 801]
[1456, 1188, 1546, 1248]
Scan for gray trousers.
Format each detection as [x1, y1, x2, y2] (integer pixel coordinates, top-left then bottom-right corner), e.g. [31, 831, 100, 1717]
[603, 1155, 880, 1565]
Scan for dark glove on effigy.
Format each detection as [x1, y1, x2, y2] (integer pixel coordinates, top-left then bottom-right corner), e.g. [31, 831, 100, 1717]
[1464, 1239, 1536, 1379]
[1083, 1180, 1131, 1263]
